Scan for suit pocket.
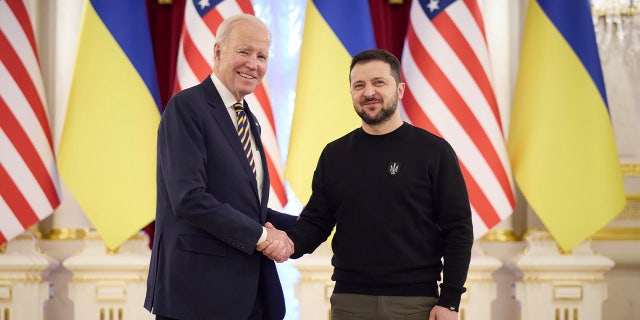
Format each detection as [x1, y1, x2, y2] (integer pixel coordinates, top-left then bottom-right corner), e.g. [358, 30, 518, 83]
[177, 235, 228, 256]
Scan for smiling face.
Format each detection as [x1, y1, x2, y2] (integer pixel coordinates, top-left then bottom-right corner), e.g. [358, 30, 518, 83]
[213, 19, 270, 101]
[350, 60, 405, 126]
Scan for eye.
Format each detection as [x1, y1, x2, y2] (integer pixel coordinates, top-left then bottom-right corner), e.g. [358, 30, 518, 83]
[258, 54, 268, 61]
[352, 83, 364, 90]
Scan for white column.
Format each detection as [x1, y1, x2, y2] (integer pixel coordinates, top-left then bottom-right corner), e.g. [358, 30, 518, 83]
[0, 232, 56, 320]
[508, 230, 614, 320]
[461, 244, 502, 320]
[292, 242, 333, 320]
[63, 231, 153, 320]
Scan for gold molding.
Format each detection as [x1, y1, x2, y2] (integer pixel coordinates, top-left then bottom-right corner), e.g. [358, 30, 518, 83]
[157, 0, 173, 4]
[72, 275, 147, 282]
[621, 163, 640, 176]
[95, 282, 127, 301]
[482, 229, 521, 242]
[0, 284, 11, 301]
[593, 6, 639, 17]
[553, 285, 583, 300]
[591, 227, 640, 241]
[388, 0, 404, 4]
[43, 228, 90, 241]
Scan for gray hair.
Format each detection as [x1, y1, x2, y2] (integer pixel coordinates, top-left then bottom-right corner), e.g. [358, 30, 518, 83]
[215, 14, 271, 46]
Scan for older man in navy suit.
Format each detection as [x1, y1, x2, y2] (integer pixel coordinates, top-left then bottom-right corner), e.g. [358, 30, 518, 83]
[144, 14, 297, 320]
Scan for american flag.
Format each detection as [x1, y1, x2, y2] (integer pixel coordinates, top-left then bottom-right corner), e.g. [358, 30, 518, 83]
[175, 0, 288, 209]
[400, 0, 515, 237]
[0, 0, 61, 244]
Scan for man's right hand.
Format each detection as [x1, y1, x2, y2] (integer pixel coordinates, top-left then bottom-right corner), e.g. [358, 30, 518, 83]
[257, 222, 294, 262]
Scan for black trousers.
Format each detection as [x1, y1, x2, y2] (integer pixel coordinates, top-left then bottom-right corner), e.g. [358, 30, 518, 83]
[154, 292, 264, 320]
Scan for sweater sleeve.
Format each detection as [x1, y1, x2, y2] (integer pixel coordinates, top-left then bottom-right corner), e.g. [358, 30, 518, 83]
[287, 148, 336, 259]
[433, 141, 474, 312]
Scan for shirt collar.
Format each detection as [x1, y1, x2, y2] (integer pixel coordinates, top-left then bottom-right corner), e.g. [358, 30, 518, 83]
[210, 74, 242, 109]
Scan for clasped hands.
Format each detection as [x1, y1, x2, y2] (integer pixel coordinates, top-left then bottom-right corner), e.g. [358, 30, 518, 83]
[256, 222, 294, 263]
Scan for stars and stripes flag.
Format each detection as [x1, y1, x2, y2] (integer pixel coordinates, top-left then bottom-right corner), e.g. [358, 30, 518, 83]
[0, 0, 61, 244]
[175, 0, 288, 209]
[400, 0, 515, 238]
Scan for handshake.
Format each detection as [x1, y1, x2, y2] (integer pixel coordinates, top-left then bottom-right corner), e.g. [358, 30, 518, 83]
[256, 222, 294, 263]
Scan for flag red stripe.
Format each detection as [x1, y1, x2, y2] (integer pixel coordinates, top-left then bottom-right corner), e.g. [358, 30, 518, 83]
[5, 0, 39, 62]
[237, 0, 255, 15]
[253, 85, 276, 129]
[0, 0, 59, 245]
[402, 86, 438, 134]
[463, 0, 487, 42]
[434, 12, 501, 129]
[0, 164, 39, 228]
[459, 162, 502, 227]
[201, 9, 223, 34]
[0, 97, 60, 207]
[404, 87, 502, 227]
[0, 30, 53, 150]
[265, 152, 287, 205]
[182, 31, 211, 83]
[406, 25, 512, 203]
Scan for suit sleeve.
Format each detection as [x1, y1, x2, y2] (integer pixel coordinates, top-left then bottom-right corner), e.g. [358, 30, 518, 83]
[158, 92, 263, 255]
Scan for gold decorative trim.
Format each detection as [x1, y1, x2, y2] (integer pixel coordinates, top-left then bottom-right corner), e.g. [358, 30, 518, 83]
[482, 229, 521, 242]
[0, 275, 42, 281]
[593, 6, 639, 17]
[0, 243, 6, 254]
[96, 282, 127, 301]
[44, 228, 90, 241]
[71, 275, 147, 282]
[157, 0, 173, 4]
[621, 163, 640, 176]
[388, 0, 404, 4]
[591, 227, 640, 241]
[0, 284, 11, 301]
[553, 285, 583, 300]
[522, 228, 555, 241]
[521, 275, 607, 282]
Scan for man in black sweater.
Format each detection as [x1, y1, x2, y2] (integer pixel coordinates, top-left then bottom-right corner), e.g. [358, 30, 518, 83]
[283, 49, 473, 319]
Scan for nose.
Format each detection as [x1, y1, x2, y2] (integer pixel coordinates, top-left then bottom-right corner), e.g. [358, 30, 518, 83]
[245, 55, 259, 69]
[363, 86, 376, 98]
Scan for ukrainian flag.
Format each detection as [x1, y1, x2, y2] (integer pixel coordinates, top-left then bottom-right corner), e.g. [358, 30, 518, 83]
[286, 0, 376, 203]
[58, 0, 160, 250]
[507, 0, 625, 251]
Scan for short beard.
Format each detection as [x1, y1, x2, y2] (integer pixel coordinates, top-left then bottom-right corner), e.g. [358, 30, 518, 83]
[356, 99, 398, 125]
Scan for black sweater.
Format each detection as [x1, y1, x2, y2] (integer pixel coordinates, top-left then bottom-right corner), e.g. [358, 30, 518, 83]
[288, 122, 473, 311]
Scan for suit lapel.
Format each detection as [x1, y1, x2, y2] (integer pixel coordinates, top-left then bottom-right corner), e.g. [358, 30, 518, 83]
[244, 103, 271, 212]
[201, 78, 260, 199]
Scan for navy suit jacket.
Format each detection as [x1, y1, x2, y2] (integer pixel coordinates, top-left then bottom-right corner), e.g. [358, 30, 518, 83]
[144, 77, 296, 320]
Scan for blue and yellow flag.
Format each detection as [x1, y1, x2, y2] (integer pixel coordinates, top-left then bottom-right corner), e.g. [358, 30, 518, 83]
[58, 0, 161, 250]
[286, 0, 376, 203]
[508, 0, 625, 251]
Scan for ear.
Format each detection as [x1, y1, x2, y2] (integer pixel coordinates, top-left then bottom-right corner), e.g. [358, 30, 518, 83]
[397, 82, 406, 99]
[213, 43, 221, 62]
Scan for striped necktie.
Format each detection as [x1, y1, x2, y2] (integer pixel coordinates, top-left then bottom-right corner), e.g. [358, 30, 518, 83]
[233, 102, 256, 177]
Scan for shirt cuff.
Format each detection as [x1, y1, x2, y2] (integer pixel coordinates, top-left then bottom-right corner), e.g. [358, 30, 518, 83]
[437, 283, 466, 312]
[256, 226, 268, 246]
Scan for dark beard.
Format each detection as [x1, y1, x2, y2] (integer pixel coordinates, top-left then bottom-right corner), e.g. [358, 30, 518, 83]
[357, 100, 398, 125]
